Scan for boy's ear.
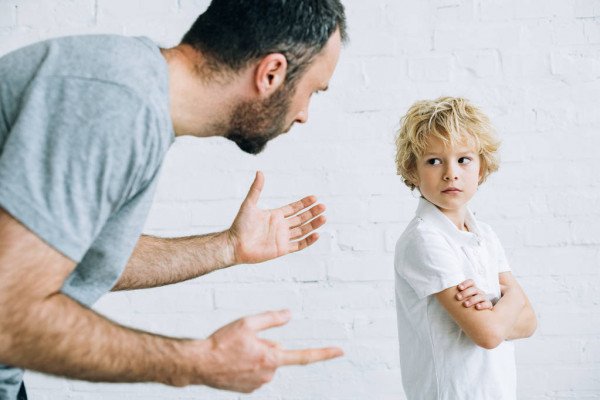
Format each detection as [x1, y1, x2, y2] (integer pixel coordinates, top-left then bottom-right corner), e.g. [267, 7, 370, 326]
[254, 53, 287, 97]
[478, 164, 485, 184]
[411, 176, 420, 187]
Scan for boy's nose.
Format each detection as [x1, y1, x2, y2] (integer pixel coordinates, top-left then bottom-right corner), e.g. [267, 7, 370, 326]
[443, 169, 458, 181]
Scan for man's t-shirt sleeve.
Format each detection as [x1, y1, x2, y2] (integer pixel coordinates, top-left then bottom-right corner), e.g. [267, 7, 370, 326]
[0, 77, 158, 262]
[396, 228, 466, 299]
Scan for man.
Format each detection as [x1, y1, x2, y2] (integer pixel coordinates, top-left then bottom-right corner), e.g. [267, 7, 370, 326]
[0, 0, 347, 398]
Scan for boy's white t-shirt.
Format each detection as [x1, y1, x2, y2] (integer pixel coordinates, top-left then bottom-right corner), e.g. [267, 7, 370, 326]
[394, 197, 516, 400]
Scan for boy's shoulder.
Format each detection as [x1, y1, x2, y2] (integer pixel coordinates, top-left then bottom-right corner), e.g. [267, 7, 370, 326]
[395, 215, 453, 255]
[471, 216, 501, 244]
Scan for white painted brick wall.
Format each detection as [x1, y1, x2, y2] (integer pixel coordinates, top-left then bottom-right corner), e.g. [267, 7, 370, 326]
[1, 0, 599, 398]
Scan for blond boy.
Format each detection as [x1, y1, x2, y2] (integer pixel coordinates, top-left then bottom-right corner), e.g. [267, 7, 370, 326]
[394, 97, 537, 400]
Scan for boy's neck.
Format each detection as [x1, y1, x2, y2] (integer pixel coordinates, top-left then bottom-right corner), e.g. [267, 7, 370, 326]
[436, 205, 469, 231]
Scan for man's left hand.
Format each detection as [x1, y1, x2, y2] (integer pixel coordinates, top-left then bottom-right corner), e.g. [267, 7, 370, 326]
[227, 171, 326, 265]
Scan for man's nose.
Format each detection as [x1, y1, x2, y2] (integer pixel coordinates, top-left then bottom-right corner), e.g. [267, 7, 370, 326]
[294, 109, 308, 124]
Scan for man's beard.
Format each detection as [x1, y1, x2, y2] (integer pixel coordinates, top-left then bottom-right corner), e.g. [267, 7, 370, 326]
[225, 84, 294, 155]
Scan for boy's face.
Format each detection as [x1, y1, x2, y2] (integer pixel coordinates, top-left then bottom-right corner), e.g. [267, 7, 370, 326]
[414, 135, 482, 216]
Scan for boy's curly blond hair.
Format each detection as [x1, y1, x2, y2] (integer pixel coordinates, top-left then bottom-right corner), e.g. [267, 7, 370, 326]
[395, 96, 500, 190]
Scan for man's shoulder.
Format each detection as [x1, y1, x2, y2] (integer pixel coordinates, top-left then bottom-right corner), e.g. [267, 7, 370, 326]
[50, 35, 165, 92]
[2, 34, 167, 102]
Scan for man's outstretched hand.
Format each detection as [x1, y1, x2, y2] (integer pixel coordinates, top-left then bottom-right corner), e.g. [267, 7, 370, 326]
[227, 171, 326, 265]
[190, 310, 343, 393]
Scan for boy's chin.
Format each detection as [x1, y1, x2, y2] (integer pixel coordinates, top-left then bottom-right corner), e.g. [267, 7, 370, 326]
[425, 195, 471, 213]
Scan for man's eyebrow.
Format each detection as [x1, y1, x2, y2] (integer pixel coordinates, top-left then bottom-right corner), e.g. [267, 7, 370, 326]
[320, 85, 329, 91]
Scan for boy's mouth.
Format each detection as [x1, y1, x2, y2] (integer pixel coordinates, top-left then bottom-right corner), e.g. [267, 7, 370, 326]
[442, 187, 462, 193]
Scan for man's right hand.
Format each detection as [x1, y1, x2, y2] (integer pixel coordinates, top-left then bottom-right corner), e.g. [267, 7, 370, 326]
[187, 310, 343, 393]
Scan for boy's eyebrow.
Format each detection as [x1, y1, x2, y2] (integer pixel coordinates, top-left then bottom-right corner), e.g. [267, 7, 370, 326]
[422, 149, 477, 157]
[457, 149, 478, 154]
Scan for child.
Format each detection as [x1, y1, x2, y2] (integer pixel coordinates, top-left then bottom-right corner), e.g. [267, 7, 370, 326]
[393, 97, 537, 400]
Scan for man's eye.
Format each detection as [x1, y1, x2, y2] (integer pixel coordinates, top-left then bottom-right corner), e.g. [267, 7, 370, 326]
[459, 157, 472, 164]
[427, 158, 441, 165]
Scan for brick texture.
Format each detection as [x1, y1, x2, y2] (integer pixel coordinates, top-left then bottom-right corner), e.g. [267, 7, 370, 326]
[1, 0, 599, 398]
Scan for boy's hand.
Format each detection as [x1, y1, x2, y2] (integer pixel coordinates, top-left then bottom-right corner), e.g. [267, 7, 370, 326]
[456, 279, 493, 310]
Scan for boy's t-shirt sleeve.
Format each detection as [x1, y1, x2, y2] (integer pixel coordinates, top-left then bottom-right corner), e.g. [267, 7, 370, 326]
[396, 227, 466, 299]
[0, 76, 159, 262]
[490, 229, 511, 273]
[481, 224, 512, 274]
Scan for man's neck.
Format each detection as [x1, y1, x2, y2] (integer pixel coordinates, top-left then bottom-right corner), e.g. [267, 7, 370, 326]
[161, 45, 247, 138]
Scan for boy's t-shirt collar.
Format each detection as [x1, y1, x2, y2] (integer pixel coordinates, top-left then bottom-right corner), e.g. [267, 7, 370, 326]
[415, 197, 483, 248]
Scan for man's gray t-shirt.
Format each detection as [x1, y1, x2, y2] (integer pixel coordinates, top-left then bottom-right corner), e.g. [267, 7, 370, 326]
[0, 35, 174, 398]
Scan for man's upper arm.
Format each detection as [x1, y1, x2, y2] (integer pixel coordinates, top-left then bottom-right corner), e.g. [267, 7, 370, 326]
[0, 208, 75, 308]
[435, 286, 502, 349]
[0, 77, 158, 263]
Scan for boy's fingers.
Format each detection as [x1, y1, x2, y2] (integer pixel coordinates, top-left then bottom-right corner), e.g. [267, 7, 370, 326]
[457, 279, 474, 291]
[278, 347, 344, 366]
[463, 293, 488, 308]
[475, 300, 493, 310]
[456, 286, 479, 300]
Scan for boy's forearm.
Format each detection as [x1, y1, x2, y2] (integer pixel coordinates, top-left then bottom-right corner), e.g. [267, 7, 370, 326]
[488, 286, 526, 341]
[506, 297, 537, 340]
[114, 233, 235, 291]
[437, 283, 526, 349]
[1, 292, 203, 386]
[498, 273, 537, 341]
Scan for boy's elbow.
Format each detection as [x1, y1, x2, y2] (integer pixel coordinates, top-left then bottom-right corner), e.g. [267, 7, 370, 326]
[472, 326, 504, 349]
[475, 334, 503, 350]
[524, 315, 538, 338]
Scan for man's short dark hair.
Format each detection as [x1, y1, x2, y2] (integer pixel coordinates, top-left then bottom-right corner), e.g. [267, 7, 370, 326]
[181, 0, 347, 85]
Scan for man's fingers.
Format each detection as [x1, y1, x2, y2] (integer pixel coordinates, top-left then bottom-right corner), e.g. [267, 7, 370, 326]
[289, 232, 319, 253]
[243, 309, 291, 332]
[260, 339, 282, 350]
[280, 196, 319, 218]
[243, 171, 265, 205]
[289, 216, 326, 240]
[278, 347, 344, 366]
[286, 203, 326, 227]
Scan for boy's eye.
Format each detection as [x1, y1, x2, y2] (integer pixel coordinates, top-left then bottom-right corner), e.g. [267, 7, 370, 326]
[458, 157, 472, 164]
[427, 158, 441, 165]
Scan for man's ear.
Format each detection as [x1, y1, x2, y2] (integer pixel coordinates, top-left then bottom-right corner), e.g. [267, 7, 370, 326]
[254, 53, 287, 97]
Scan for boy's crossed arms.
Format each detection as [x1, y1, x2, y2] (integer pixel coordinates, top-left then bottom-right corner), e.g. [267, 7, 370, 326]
[444, 275, 537, 349]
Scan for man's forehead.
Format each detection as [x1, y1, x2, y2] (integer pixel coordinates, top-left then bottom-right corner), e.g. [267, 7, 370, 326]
[305, 30, 341, 87]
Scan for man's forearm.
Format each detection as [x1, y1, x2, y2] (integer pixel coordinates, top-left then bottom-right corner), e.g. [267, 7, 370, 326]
[1, 292, 204, 386]
[114, 232, 235, 291]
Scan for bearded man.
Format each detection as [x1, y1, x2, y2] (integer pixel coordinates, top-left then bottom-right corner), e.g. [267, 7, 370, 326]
[0, 1, 347, 398]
